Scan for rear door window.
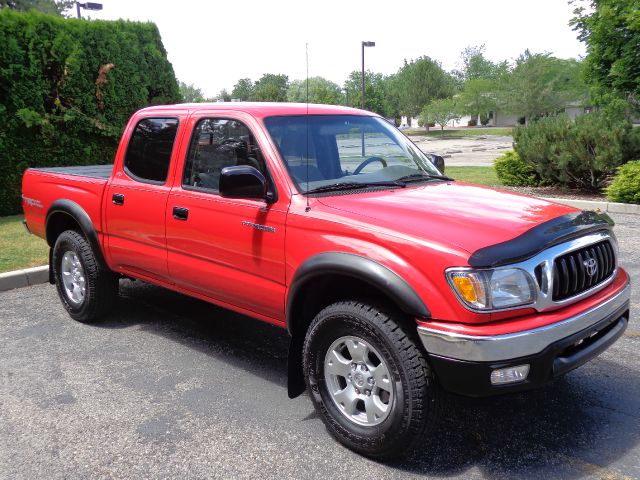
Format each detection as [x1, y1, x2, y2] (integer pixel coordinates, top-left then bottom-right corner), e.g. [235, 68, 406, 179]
[123, 118, 179, 184]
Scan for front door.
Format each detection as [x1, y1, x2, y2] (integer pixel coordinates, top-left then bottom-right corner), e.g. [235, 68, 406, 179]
[165, 115, 287, 321]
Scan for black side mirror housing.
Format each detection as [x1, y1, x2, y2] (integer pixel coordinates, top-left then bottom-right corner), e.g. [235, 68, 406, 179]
[219, 165, 269, 201]
[431, 154, 445, 173]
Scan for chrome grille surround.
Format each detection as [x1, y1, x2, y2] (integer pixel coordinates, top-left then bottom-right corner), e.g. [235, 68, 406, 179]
[449, 231, 618, 313]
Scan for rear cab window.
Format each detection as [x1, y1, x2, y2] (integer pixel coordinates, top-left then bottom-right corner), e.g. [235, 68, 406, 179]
[123, 117, 179, 184]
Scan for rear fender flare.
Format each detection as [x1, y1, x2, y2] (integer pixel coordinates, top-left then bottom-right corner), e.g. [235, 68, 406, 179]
[45, 199, 109, 271]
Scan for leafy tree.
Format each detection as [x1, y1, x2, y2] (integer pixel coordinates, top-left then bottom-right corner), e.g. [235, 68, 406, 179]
[453, 45, 509, 84]
[231, 78, 254, 101]
[419, 98, 461, 133]
[0, 0, 73, 16]
[254, 73, 289, 102]
[178, 81, 205, 103]
[392, 56, 455, 117]
[571, 0, 640, 111]
[499, 51, 587, 124]
[215, 88, 231, 102]
[343, 70, 396, 118]
[457, 78, 498, 121]
[287, 76, 342, 104]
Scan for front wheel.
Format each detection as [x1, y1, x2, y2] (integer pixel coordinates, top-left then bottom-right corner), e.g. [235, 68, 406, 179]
[303, 301, 439, 459]
[52, 230, 118, 323]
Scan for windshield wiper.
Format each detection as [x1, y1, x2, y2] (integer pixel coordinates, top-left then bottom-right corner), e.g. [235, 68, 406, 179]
[306, 181, 405, 194]
[395, 173, 454, 183]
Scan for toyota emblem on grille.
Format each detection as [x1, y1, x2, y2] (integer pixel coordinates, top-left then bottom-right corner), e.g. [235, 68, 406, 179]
[583, 258, 598, 277]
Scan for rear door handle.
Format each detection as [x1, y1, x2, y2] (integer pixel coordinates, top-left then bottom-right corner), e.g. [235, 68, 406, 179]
[112, 193, 125, 205]
[173, 206, 189, 221]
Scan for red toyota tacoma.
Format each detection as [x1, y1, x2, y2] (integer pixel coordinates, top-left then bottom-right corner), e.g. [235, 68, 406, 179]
[22, 103, 630, 458]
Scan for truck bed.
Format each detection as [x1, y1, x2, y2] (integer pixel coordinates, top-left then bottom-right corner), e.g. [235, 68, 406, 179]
[22, 165, 112, 240]
[29, 164, 114, 180]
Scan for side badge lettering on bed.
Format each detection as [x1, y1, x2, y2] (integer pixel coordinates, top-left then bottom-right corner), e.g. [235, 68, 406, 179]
[21, 195, 43, 209]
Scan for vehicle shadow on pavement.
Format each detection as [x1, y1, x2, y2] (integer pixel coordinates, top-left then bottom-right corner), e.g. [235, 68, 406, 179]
[386, 364, 640, 478]
[98, 280, 291, 389]
[99, 280, 639, 478]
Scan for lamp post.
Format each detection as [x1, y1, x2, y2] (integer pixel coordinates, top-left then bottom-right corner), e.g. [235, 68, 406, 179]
[361, 41, 375, 111]
[361, 41, 375, 157]
[76, 1, 103, 19]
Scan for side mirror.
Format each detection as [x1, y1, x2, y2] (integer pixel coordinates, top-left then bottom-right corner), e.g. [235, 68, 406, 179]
[219, 165, 269, 201]
[431, 154, 445, 173]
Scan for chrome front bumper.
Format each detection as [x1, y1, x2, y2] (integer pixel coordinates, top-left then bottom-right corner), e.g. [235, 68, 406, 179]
[418, 281, 631, 362]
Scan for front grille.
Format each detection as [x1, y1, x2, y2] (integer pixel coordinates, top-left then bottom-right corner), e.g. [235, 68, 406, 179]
[552, 240, 616, 301]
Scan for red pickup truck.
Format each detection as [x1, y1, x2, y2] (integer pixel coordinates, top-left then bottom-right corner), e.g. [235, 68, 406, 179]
[22, 103, 630, 458]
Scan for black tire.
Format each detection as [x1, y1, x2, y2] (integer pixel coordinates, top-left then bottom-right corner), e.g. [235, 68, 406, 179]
[303, 300, 439, 459]
[52, 230, 118, 323]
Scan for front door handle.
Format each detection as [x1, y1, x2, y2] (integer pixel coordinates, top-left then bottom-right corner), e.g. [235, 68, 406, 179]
[112, 193, 125, 205]
[173, 206, 189, 221]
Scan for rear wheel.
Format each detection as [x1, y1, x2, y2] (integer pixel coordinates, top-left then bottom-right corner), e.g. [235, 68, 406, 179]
[303, 300, 439, 459]
[52, 230, 118, 323]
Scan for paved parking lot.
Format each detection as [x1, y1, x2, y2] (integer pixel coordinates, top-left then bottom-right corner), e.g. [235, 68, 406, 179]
[413, 135, 513, 166]
[0, 212, 638, 479]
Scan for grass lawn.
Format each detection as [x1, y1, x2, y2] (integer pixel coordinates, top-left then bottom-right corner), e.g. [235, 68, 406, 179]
[446, 166, 502, 187]
[406, 127, 514, 138]
[0, 215, 48, 273]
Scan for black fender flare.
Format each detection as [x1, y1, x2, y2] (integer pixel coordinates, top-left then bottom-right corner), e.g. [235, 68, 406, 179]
[285, 252, 430, 398]
[286, 252, 430, 333]
[45, 199, 109, 272]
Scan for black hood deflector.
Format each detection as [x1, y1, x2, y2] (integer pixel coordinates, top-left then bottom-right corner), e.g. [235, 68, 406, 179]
[469, 211, 614, 268]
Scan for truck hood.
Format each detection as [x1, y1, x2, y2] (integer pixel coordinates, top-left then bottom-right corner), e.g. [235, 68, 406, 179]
[317, 182, 577, 256]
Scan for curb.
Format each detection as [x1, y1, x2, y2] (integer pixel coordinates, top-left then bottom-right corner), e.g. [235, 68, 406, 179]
[0, 266, 49, 292]
[541, 197, 640, 215]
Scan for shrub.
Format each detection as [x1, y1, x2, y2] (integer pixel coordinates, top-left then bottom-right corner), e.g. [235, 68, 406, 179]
[0, 10, 181, 215]
[467, 118, 478, 127]
[494, 150, 541, 187]
[606, 160, 640, 204]
[479, 113, 490, 126]
[513, 112, 633, 191]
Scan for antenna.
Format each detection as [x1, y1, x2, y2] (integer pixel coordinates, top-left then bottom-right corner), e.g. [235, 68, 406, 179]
[305, 42, 311, 212]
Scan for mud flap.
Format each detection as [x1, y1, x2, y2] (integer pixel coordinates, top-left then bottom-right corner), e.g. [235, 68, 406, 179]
[287, 335, 306, 399]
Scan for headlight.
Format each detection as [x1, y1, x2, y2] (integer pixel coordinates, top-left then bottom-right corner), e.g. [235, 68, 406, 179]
[446, 268, 536, 311]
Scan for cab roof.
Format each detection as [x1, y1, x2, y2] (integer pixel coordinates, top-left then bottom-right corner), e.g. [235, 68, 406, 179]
[137, 102, 377, 119]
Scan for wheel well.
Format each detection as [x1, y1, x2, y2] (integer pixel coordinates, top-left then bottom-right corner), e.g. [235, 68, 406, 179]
[286, 272, 424, 399]
[46, 212, 83, 247]
[288, 274, 414, 340]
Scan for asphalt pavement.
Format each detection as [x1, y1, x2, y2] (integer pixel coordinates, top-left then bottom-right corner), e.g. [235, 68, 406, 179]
[1, 213, 639, 479]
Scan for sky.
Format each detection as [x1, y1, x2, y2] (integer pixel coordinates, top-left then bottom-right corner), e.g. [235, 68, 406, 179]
[81, 0, 586, 98]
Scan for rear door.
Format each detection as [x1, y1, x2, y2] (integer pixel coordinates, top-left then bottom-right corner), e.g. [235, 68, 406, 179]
[165, 112, 288, 321]
[105, 116, 181, 281]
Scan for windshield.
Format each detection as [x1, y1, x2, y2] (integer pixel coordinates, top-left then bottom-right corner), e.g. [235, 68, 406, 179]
[263, 115, 443, 194]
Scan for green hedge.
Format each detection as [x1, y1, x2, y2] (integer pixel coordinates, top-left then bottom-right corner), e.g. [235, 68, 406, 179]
[494, 150, 541, 187]
[0, 10, 181, 215]
[606, 160, 640, 204]
[512, 112, 638, 191]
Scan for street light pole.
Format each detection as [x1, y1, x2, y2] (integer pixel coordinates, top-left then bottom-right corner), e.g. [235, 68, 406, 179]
[361, 41, 375, 111]
[361, 41, 375, 157]
[75, 2, 103, 19]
